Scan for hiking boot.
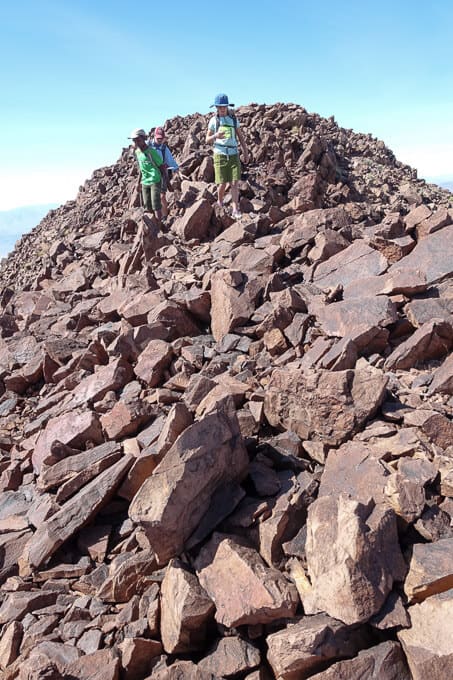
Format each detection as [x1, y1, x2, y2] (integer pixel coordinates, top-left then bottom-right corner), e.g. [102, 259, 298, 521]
[231, 209, 242, 219]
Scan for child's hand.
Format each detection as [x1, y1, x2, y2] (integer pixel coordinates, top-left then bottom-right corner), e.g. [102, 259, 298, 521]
[215, 130, 226, 139]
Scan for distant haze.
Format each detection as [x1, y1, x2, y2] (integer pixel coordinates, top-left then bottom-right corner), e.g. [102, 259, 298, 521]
[0, 204, 58, 259]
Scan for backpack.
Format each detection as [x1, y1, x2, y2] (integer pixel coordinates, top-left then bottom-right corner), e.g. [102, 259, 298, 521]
[157, 142, 167, 164]
[215, 109, 238, 133]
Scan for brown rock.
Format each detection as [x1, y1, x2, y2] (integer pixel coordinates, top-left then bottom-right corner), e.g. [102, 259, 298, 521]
[308, 228, 350, 263]
[134, 339, 173, 387]
[318, 337, 357, 370]
[210, 269, 255, 341]
[198, 636, 261, 677]
[129, 400, 248, 563]
[0, 590, 59, 625]
[118, 638, 162, 679]
[96, 549, 159, 603]
[0, 529, 33, 584]
[404, 296, 453, 327]
[118, 291, 164, 326]
[387, 224, 453, 285]
[416, 207, 452, 239]
[429, 352, 453, 395]
[404, 538, 453, 603]
[155, 402, 193, 459]
[283, 312, 311, 347]
[0, 621, 23, 670]
[370, 591, 411, 630]
[266, 613, 366, 680]
[68, 358, 133, 408]
[100, 399, 156, 440]
[385, 319, 453, 370]
[195, 533, 298, 627]
[264, 364, 387, 447]
[32, 410, 103, 473]
[38, 441, 121, 492]
[420, 412, 453, 450]
[174, 198, 213, 240]
[309, 641, 411, 679]
[160, 559, 215, 654]
[311, 241, 388, 289]
[384, 456, 437, 523]
[317, 296, 397, 339]
[65, 649, 120, 680]
[147, 300, 201, 339]
[304, 494, 406, 624]
[404, 203, 432, 230]
[259, 471, 317, 567]
[150, 659, 220, 679]
[24, 455, 133, 569]
[398, 589, 453, 680]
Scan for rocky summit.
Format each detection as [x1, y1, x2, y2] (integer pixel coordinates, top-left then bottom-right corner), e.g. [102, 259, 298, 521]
[0, 102, 453, 679]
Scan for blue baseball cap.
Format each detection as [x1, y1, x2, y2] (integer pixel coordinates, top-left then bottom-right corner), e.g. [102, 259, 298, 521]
[210, 93, 234, 108]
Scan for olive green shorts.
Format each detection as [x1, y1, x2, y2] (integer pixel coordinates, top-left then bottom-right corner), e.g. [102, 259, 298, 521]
[214, 153, 241, 184]
[141, 182, 162, 211]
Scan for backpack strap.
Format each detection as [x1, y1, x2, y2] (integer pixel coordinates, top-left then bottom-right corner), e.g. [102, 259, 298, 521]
[142, 147, 161, 174]
[215, 109, 237, 132]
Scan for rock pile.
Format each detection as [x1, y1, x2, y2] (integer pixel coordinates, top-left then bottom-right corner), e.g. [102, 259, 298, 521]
[0, 102, 452, 679]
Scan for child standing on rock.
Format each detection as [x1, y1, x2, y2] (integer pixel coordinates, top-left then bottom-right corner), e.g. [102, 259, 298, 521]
[206, 93, 249, 219]
[129, 128, 164, 226]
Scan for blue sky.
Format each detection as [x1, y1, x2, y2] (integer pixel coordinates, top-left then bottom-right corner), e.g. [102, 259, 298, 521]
[1, 0, 452, 210]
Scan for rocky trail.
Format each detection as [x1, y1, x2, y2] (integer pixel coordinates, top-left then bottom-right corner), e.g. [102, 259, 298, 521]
[0, 102, 452, 679]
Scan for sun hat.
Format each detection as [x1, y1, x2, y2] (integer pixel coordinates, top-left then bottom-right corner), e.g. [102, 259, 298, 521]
[128, 128, 146, 139]
[154, 126, 165, 139]
[210, 93, 234, 108]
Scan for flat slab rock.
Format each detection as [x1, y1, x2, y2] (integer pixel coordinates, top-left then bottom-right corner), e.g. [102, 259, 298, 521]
[387, 224, 453, 285]
[316, 295, 397, 338]
[311, 240, 388, 289]
[264, 364, 387, 447]
[23, 454, 133, 570]
[404, 537, 453, 603]
[195, 532, 299, 627]
[309, 641, 411, 679]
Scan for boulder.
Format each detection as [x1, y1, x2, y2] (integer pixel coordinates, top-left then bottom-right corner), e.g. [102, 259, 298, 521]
[309, 641, 411, 679]
[404, 538, 453, 603]
[304, 494, 406, 624]
[32, 410, 103, 473]
[160, 559, 215, 654]
[174, 198, 213, 240]
[311, 241, 388, 289]
[195, 533, 298, 627]
[266, 613, 366, 680]
[210, 269, 255, 341]
[385, 319, 453, 370]
[264, 364, 387, 447]
[129, 400, 248, 563]
[398, 589, 453, 680]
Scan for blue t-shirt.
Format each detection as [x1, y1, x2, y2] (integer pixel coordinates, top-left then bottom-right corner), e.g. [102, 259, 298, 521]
[208, 114, 240, 155]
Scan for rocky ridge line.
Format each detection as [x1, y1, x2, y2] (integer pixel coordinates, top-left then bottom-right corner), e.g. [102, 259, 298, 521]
[0, 102, 452, 679]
